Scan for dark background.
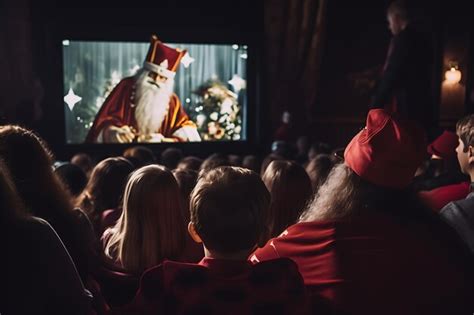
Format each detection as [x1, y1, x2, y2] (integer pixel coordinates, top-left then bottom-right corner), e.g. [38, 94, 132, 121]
[0, 0, 472, 159]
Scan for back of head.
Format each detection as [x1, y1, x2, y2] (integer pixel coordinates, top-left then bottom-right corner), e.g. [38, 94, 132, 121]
[300, 163, 378, 222]
[106, 164, 185, 273]
[160, 147, 183, 170]
[0, 125, 72, 217]
[176, 156, 203, 172]
[54, 163, 88, 197]
[70, 153, 94, 177]
[296, 136, 309, 154]
[78, 157, 134, 218]
[302, 109, 426, 222]
[0, 159, 26, 224]
[0, 125, 53, 185]
[305, 154, 336, 192]
[271, 140, 293, 159]
[260, 153, 284, 176]
[172, 168, 198, 221]
[262, 160, 313, 237]
[242, 155, 261, 173]
[190, 166, 270, 254]
[308, 142, 331, 160]
[123, 146, 155, 168]
[228, 154, 242, 167]
[387, 0, 410, 22]
[199, 153, 229, 175]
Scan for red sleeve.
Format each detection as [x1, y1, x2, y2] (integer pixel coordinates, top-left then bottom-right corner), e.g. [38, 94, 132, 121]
[86, 79, 134, 142]
[123, 265, 166, 315]
[161, 95, 197, 141]
[419, 182, 470, 212]
[249, 240, 281, 263]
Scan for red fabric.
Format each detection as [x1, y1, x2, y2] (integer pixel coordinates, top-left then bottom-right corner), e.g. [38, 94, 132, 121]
[274, 123, 297, 142]
[427, 130, 458, 160]
[145, 35, 186, 72]
[251, 216, 474, 314]
[100, 209, 121, 235]
[418, 181, 470, 212]
[344, 109, 426, 188]
[112, 258, 309, 315]
[85, 77, 195, 142]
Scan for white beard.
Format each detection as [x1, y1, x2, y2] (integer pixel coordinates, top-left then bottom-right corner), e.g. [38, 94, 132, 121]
[134, 69, 174, 135]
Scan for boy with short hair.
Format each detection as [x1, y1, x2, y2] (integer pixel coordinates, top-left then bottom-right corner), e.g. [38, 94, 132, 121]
[119, 166, 308, 314]
[440, 114, 474, 252]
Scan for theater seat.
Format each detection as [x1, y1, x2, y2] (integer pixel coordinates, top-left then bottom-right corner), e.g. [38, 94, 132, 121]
[94, 266, 139, 307]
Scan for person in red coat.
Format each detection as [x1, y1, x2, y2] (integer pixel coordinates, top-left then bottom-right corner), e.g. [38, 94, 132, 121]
[86, 35, 201, 143]
[251, 109, 474, 314]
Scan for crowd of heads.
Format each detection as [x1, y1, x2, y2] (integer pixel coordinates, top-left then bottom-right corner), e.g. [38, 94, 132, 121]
[2, 111, 474, 314]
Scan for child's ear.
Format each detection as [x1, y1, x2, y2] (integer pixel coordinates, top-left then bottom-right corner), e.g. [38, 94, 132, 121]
[468, 146, 474, 163]
[188, 222, 203, 244]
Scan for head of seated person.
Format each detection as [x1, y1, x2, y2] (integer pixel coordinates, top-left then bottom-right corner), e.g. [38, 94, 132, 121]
[123, 146, 155, 168]
[242, 155, 261, 173]
[301, 109, 428, 222]
[0, 125, 75, 223]
[262, 160, 313, 238]
[103, 164, 186, 274]
[172, 168, 198, 222]
[160, 147, 183, 170]
[54, 162, 88, 198]
[305, 154, 337, 193]
[188, 166, 270, 260]
[456, 115, 474, 179]
[71, 152, 94, 178]
[198, 153, 229, 175]
[176, 156, 203, 172]
[76, 157, 134, 234]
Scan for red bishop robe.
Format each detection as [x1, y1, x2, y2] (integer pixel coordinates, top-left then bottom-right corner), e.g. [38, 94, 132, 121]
[86, 77, 197, 143]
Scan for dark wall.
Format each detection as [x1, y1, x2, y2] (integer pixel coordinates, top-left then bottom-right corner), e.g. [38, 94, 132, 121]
[310, 0, 448, 148]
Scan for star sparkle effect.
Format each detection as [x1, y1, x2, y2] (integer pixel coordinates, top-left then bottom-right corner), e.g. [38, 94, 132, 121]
[181, 52, 195, 68]
[228, 74, 246, 93]
[64, 88, 82, 111]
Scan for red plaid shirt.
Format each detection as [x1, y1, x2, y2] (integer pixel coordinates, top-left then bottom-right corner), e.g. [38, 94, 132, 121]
[112, 257, 309, 314]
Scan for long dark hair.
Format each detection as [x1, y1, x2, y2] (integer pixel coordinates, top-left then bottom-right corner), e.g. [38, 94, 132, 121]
[0, 159, 26, 224]
[76, 157, 133, 233]
[0, 125, 92, 279]
[262, 160, 313, 237]
[0, 126, 73, 220]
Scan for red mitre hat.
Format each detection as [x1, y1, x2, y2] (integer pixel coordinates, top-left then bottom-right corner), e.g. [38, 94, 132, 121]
[427, 130, 458, 160]
[143, 35, 187, 79]
[344, 109, 426, 189]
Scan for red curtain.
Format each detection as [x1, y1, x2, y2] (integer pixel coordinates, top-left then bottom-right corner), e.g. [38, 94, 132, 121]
[264, 0, 327, 135]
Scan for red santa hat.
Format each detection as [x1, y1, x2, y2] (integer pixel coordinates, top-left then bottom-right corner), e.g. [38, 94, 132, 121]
[143, 35, 187, 79]
[427, 130, 458, 160]
[344, 109, 426, 189]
